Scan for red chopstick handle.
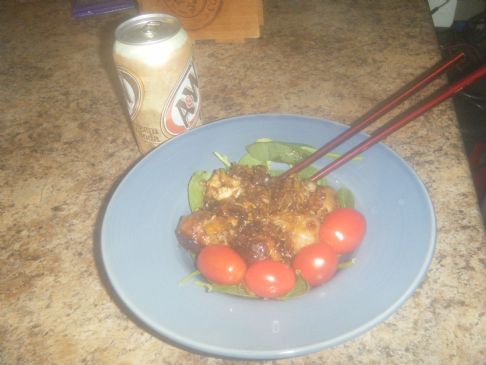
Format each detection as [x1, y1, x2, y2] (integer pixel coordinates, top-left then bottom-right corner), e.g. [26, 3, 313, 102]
[279, 52, 465, 180]
[310, 64, 486, 181]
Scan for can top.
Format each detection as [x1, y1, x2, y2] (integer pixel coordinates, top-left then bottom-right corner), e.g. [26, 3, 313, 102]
[115, 13, 182, 45]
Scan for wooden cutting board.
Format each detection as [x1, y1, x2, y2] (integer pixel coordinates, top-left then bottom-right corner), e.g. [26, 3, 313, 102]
[138, 0, 263, 42]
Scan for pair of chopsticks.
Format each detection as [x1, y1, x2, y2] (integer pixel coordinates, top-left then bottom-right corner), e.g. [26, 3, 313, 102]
[280, 52, 486, 181]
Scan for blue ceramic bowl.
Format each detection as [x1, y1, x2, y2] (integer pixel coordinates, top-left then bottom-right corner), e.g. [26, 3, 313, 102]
[100, 114, 436, 360]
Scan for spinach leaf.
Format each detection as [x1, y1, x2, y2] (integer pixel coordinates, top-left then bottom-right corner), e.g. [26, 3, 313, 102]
[246, 140, 316, 166]
[239, 153, 266, 166]
[277, 274, 310, 300]
[181, 270, 310, 300]
[213, 151, 231, 168]
[188, 171, 212, 212]
[245, 139, 362, 170]
[198, 275, 309, 300]
[268, 168, 285, 176]
[178, 269, 201, 285]
[338, 258, 356, 269]
[197, 281, 258, 298]
[337, 187, 355, 208]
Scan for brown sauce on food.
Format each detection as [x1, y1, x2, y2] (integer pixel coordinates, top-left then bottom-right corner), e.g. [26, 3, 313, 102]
[176, 164, 338, 264]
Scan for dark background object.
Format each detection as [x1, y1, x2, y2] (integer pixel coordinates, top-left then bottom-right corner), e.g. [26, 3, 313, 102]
[72, 0, 136, 18]
[437, 6, 486, 221]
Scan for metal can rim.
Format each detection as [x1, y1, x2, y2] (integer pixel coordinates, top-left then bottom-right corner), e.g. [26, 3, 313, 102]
[115, 13, 182, 46]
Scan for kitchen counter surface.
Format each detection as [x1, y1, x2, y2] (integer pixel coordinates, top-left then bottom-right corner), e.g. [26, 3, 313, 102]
[1, 1, 484, 364]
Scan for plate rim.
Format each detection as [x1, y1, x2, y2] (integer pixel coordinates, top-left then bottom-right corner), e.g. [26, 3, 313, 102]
[100, 113, 437, 360]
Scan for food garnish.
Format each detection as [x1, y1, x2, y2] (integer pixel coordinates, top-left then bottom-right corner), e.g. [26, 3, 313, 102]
[176, 139, 365, 299]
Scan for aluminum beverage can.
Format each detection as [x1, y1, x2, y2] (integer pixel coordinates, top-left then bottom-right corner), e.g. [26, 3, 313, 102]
[114, 13, 201, 153]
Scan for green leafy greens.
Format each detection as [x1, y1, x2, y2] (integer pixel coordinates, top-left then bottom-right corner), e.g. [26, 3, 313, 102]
[180, 270, 310, 300]
[187, 139, 358, 213]
[181, 138, 360, 300]
[188, 171, 212, 211]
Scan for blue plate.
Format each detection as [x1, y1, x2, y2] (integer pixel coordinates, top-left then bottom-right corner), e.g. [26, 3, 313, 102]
[100, 114, 436, 360]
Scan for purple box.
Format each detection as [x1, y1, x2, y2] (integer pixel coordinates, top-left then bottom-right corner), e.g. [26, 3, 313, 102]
[72, 0, 136, 18]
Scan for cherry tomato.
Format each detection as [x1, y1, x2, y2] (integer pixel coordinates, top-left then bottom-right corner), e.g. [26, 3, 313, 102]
[292, 243, 338, 286]
[244, 260, 296, 298]
[319, 208, 366, 254]
[197, 245, 247, 285]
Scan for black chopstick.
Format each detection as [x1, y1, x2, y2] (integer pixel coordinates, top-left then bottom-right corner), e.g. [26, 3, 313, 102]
[310, 62, 486, 181]
[279, 52, 466, 180]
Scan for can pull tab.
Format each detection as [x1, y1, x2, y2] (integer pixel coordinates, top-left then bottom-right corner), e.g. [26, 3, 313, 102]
[141, 18, 177, 39]
[142, 21, 161, 39]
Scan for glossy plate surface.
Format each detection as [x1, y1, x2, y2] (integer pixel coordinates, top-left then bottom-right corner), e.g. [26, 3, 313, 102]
[100, 114, 436, 360]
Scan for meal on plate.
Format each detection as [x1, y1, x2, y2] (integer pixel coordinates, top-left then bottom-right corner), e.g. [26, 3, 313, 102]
[175, 139, 366, 299]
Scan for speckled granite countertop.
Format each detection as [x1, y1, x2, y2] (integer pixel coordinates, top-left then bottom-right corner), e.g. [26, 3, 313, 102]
[1, 1, 485, 364]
